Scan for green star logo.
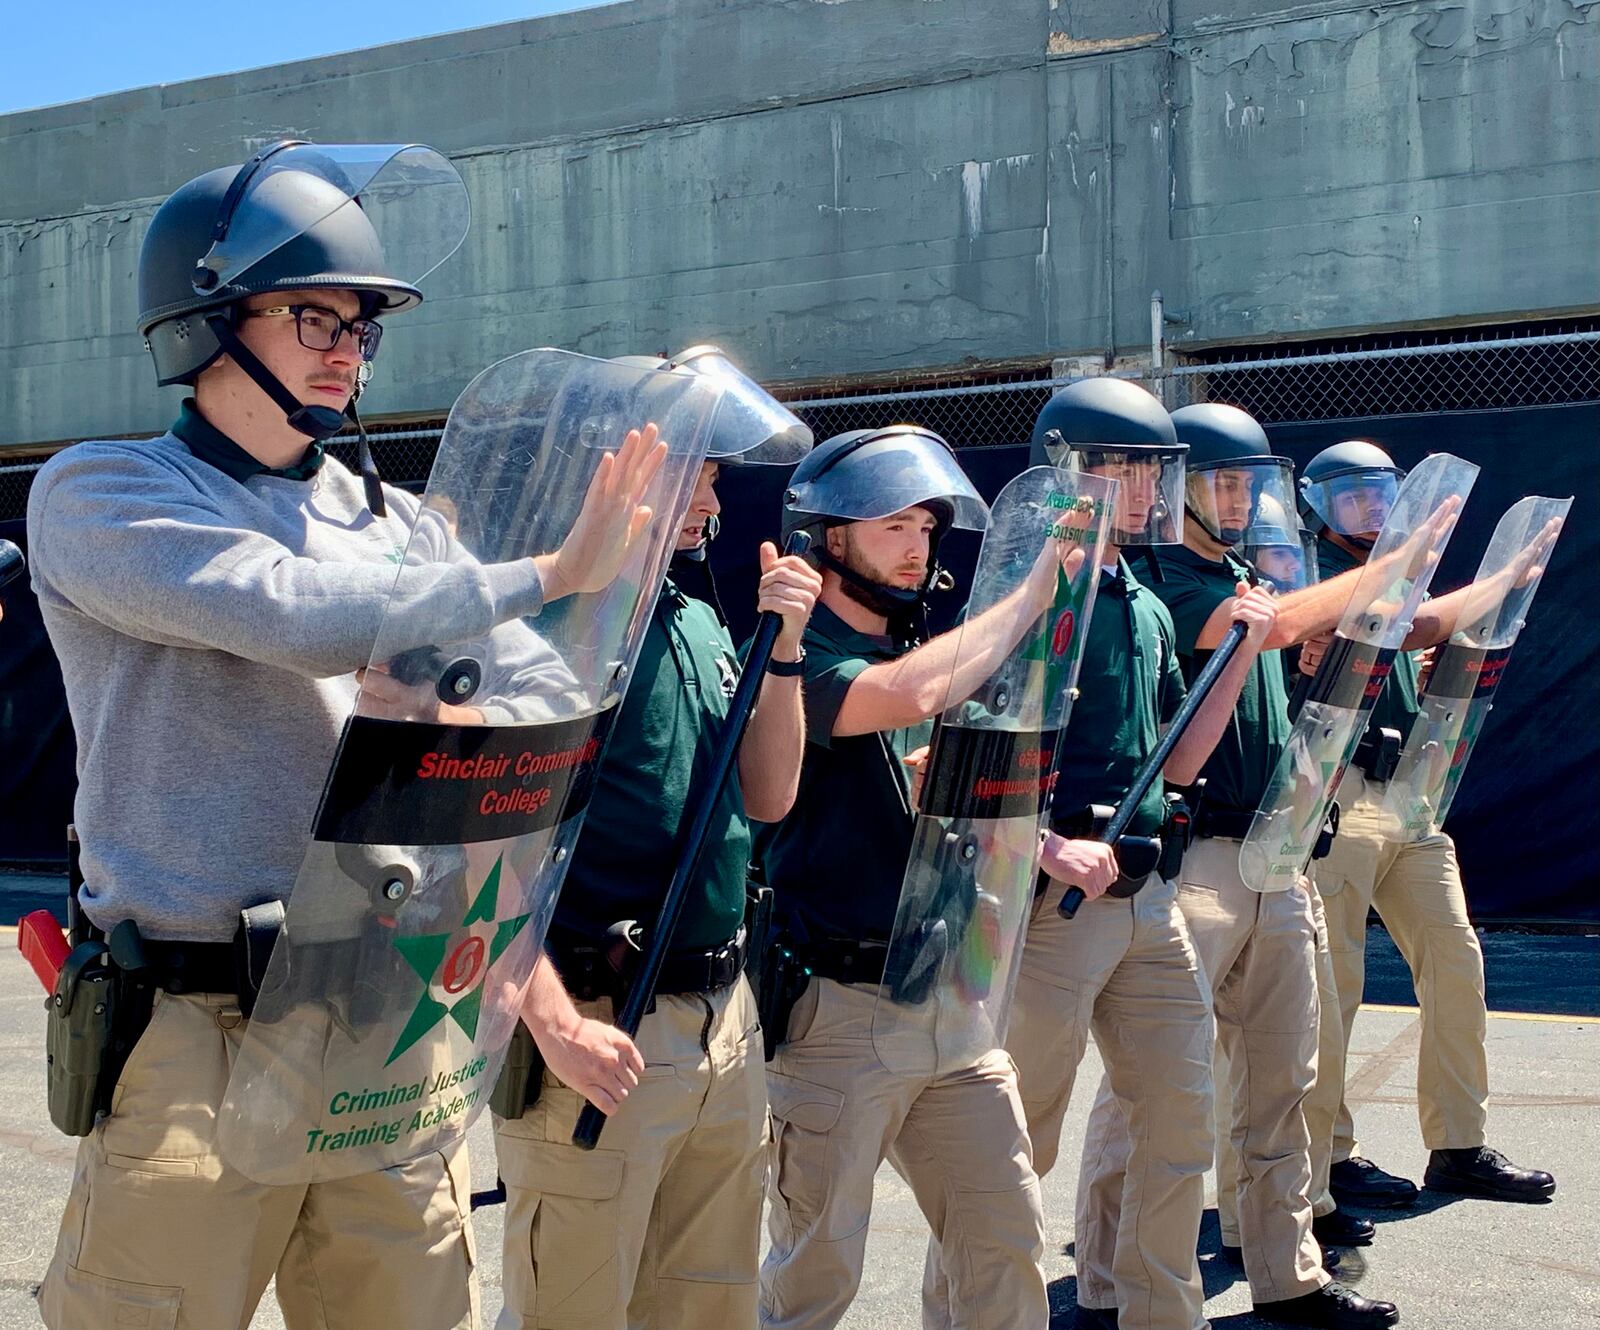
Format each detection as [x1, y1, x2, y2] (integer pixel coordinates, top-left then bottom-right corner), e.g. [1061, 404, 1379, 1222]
[385, 855, 531, 1066]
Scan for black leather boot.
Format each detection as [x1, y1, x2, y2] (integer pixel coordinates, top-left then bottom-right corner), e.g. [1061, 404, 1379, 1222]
[1424, 1146, 1556, 1202]
[1312, 1207, 1376, 1247]
[1328, 1156, 1418, 1208]
[1255, 1282, 1400, 1328]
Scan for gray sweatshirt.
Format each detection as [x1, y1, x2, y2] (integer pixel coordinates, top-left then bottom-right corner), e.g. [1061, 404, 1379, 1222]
[28, 431, 578, 942]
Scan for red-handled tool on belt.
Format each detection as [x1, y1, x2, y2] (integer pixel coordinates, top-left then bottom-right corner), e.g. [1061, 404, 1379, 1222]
[18, 910, 71, 991]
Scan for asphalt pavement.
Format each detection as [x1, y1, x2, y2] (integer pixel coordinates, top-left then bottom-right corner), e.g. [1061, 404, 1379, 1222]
[0, 877, 1595, 1328]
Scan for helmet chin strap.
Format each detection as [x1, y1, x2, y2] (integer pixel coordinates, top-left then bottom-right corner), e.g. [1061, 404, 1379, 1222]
[205, 311, 386, 516]
[815, 545, 922, 614]
[677, 512, 719, 564]
[815, 544, 953, 645]
[1184, 502, 1245, 548]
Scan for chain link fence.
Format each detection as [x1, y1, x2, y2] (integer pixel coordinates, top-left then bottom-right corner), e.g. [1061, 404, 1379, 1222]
[1153, 327, 1600, 420]
[3, 326, 1597, 521]
[776, 325, 1600, 441]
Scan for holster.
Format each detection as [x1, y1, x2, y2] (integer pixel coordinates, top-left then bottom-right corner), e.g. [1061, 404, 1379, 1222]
[488, 1022, 546, 1121]
[1356, 727, 1403, 784]
[233, 901, 285, 1020]
[883, 918, 948, 1005]
[1311, 800, 1341, 861]
[44, 924, 156, 1138]
[756, 940, 813, 1062]
[743, 882, 775, 1002]
[1156, 790, 1197, 883]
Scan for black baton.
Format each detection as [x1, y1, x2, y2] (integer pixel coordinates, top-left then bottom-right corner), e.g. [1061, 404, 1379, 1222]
[1058, 619, 1249, 919]
[572, 530, 810, 1150]
[1287, 667, 1313, 721]
[0, 539, 23, 592]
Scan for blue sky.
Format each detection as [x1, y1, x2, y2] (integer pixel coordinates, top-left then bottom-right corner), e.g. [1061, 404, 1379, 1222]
[2, 0, 610, 115]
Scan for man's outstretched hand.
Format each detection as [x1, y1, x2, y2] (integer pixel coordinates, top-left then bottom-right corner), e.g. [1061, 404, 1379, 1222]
[538, 423, 670, 602]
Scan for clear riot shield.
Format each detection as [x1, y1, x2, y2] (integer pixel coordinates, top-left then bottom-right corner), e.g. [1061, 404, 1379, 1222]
[1238, 453, 1479, 893]
[217, 350, 724, 1183]
[871, 468, 1116, 1077]
[1381, 496, 1569, 841]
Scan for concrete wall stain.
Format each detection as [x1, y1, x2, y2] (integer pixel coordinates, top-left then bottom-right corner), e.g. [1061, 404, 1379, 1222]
[1, 0, 1595, 448]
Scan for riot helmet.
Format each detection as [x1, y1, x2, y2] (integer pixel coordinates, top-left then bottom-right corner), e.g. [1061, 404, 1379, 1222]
[1030, 377, 1186, 545]
[612, 346, 811, 466]
[782, 425, 988, 633]
[1170, 403, 1297, 550]
[1243, 493, 1318, 592]
[1299, 440, 1405, 543]
[137, 141, 470, 511]
[612, 345, 813, 563]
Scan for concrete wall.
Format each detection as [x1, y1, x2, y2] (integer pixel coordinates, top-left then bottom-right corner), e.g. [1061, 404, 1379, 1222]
[2, 0, 1596, 448]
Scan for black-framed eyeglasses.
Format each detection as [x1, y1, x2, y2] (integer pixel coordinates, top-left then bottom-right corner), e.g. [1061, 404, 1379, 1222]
[240, 304, 384, 362]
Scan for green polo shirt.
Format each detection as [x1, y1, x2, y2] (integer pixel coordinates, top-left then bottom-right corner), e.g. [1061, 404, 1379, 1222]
[1317, 537, 1421, 744]
[1049, 557, 1187, 837]
[171, 398, 326, 482]
[1153, 544, 1291, 812]
[756, 604, 931, 943]
[555, 576, 750, 950]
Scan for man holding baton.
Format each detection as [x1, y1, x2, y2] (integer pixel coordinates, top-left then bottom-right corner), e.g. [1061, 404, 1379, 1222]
[1299, 441, 1557, 1214]
[491, 356, 821, 1330]
[756, 425, 1079, 1330]
[1074, 404, 1399, 1328]
[996, 378, 1276, 1330]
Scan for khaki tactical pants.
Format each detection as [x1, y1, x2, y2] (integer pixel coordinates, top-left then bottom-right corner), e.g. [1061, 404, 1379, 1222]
[40, 991, 478, 1330]
[761, 977, 1046, 1330]
[1304, 770, 1489, 1178]
[494, 978, 767, 1330]
[1218, 875, 1341, 1235]
[998, 876, 1214, 1330]
[1139, 837, 1325, 1303]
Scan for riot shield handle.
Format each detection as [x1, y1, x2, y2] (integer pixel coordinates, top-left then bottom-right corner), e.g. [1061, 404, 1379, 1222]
[1058, 618, 1250, 919]
[0, 539, 24, 592]
[572, 530, 811, 1150]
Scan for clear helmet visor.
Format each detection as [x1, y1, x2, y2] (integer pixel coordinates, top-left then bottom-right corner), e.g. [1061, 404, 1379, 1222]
[191, 143, 470, 298]
[1302, 468, 1402, 537]
[1066, 446, 1187, 545]
[668, 347, 813, 464]
[785, 431, 990, 530]
[1243, 489, 1318, 591]
[1186, 457, 1297, 547]
[1244, 534, 1319, 592]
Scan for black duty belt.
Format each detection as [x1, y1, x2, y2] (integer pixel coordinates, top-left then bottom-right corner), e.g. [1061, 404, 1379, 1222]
[800, 939, 890, 987]
[548, 925, 747, 1003]
[138, 939, 240, 997]
[1193, 803, 1255, 840]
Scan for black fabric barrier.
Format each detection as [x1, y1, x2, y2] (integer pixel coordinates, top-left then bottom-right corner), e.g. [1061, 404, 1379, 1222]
[0, 519, 76, 866]
[1267, 406, 1598, 923]
[4, 403, 1593, 919]
[711, 404, 1597, 922]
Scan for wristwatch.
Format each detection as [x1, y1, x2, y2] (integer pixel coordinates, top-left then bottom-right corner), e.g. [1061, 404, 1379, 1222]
[766, 647, 807, 677]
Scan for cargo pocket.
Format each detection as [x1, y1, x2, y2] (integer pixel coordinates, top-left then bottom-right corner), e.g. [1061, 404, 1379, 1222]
[1317, 873, 1352, 899]
[765, 1070, 848, 1240]
[107, 990, 175, 1119]
[40, 1262, 181, 1329]
[100, 994, 222, 1172]
[497, 1136, 627, 1324]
